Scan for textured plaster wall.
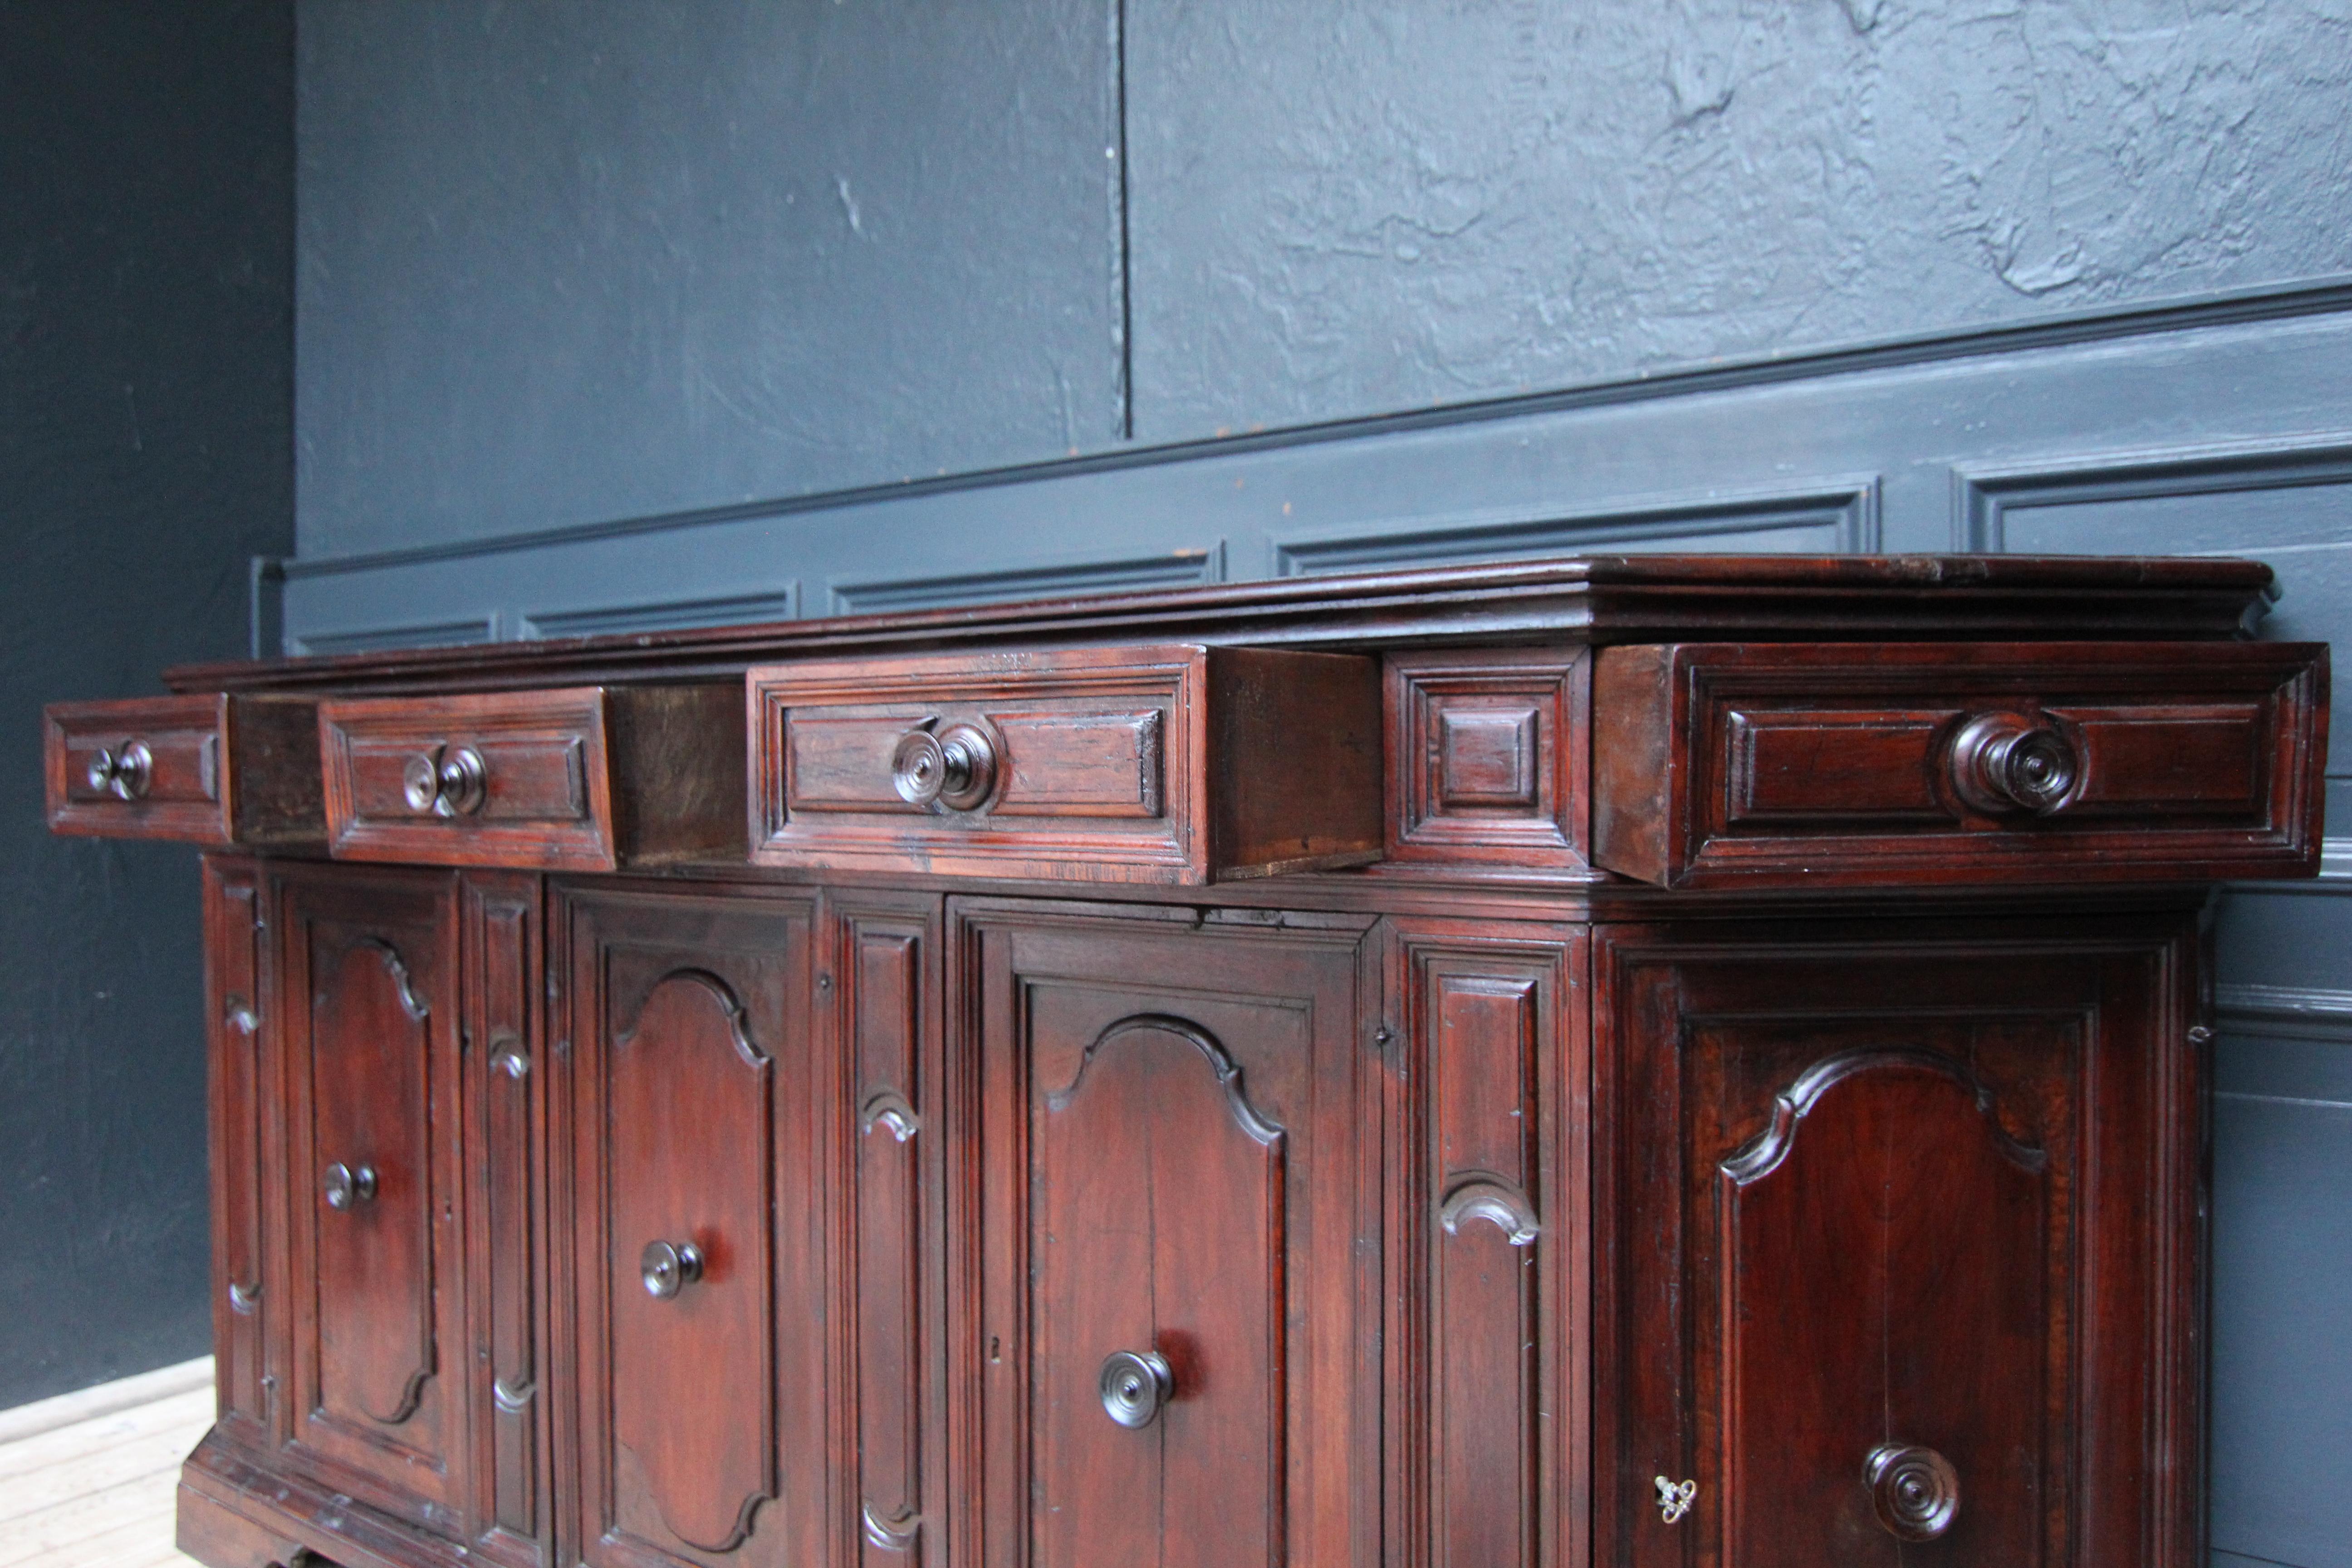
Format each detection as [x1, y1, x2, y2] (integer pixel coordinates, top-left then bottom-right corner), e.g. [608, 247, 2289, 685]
[1130, 0, 2352, 437]
[296, 0, 2352, 556]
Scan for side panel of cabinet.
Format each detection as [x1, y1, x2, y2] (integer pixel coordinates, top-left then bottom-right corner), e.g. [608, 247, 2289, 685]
[1386, 920, 1587, 1568]
[554, 885, 828, 1568]
[276, 864, 469, 1530]
[464, 872, 554, 1566]
[828, 893, 947, 1567]
[204, 857, 275, 1447]
[1592, 914, 2201, 1568]
[955, 901, 1381, 1568]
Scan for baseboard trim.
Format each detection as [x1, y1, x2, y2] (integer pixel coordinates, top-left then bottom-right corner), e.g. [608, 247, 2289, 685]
[0, 1354, 213, 1446]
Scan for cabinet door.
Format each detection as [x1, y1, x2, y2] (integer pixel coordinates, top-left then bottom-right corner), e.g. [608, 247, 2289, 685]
[1594, 915, 2201, 1568]
[959, 902, 1380, 1568]
[1387, 919, 1586, 1568]
[278, 864, 468, 1527]
[556, 886, 827, 1568]
[204, 856, 275, 1447]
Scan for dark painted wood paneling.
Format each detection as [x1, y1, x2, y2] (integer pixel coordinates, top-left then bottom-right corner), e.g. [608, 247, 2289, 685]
[275, 297, 2352, 697]
[2209, 1008, 2352, 1568]
[1125, 6, 2352, 442]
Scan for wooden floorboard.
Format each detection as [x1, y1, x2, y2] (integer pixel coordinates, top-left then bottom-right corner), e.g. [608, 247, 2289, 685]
[0, 1361, 212, 1568]
[0, 1389, 213, 1483]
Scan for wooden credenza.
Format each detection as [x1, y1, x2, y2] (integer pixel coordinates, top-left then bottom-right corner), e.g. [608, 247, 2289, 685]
[43, 556, 2331, 1568]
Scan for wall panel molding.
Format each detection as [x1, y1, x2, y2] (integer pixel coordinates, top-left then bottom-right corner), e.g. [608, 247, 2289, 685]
[1270, 479, 1878, 577]
[519, 588, 800, 642]
[2216, 984, 2352, 1032]
[281, 274, 2352, 591]
[274, 294, 2352, 657]
[292, 617, 500, 658]
[827, 545, 1222, 616]
[1952, 433, 2352, 552]
[2229, 845, 2352, 894]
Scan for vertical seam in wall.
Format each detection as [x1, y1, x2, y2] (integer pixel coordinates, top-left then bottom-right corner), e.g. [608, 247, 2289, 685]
[1112, 0, 1134, 441]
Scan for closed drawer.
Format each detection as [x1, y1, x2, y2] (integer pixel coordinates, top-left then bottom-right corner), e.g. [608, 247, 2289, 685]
[320, 685, 742, 870]
[46, 693, 323, 845]
[1383, 647, 1589, 871]
[750, 644, 1381, 883]
[1592, 641, 2329, 888]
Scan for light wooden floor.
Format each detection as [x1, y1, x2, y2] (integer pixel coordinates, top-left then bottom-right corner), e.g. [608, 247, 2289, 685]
[0, 1358, 212, 1568]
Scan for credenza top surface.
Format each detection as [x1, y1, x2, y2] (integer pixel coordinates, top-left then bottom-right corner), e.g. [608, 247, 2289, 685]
[166, 552, 2278, 698]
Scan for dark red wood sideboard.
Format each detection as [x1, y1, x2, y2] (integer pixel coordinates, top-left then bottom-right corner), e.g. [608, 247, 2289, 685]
[42, 555, 2331, 1568]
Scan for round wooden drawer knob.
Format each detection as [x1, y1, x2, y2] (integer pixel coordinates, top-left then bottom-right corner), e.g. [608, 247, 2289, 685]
[1867, 1442, 1959, 1540]
[892, 722, 996, 812]
[1950, 712, 2079, 814]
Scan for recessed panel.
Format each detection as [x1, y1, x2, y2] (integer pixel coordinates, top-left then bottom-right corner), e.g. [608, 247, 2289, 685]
[1386, 649, 1588, 870]
[606, 973, 777, 1557]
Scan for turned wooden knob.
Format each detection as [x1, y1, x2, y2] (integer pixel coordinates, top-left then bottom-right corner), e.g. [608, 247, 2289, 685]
[891, 721, 996, 811]
[1950, 712, 2078, 814]
[402, 745, 488, 817]
[1867, 1442, 1959, 1540]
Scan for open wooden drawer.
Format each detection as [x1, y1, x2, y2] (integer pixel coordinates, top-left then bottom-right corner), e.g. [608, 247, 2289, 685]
[1592, 640, 2330, 888]
[318, 685, 742, 870]
[749, 643, 1382, 883]
[45, 692, 323, 846]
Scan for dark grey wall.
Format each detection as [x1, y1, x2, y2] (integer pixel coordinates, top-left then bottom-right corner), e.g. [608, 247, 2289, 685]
[294, 0, 2352, 559]
[295, 0, 1122, 557]
[283, 5, 2352, 1563]
[0, 2, 293, 1408]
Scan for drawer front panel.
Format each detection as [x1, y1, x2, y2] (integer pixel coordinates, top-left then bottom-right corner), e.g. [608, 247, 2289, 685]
[754, 647, 1199, 882]
[46, 693, 232, 842]
[1593, 642, 2328, 887]
[992, 707, 1164, 816]
[785, 704, 1165, 819]
[1385, 649, 1588, 869]
[321, 689, 617, 869]
[752, 644, 1381, 883]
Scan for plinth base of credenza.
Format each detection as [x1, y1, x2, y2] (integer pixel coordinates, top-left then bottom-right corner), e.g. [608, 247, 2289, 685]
[178, 1431, 462, 1568]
